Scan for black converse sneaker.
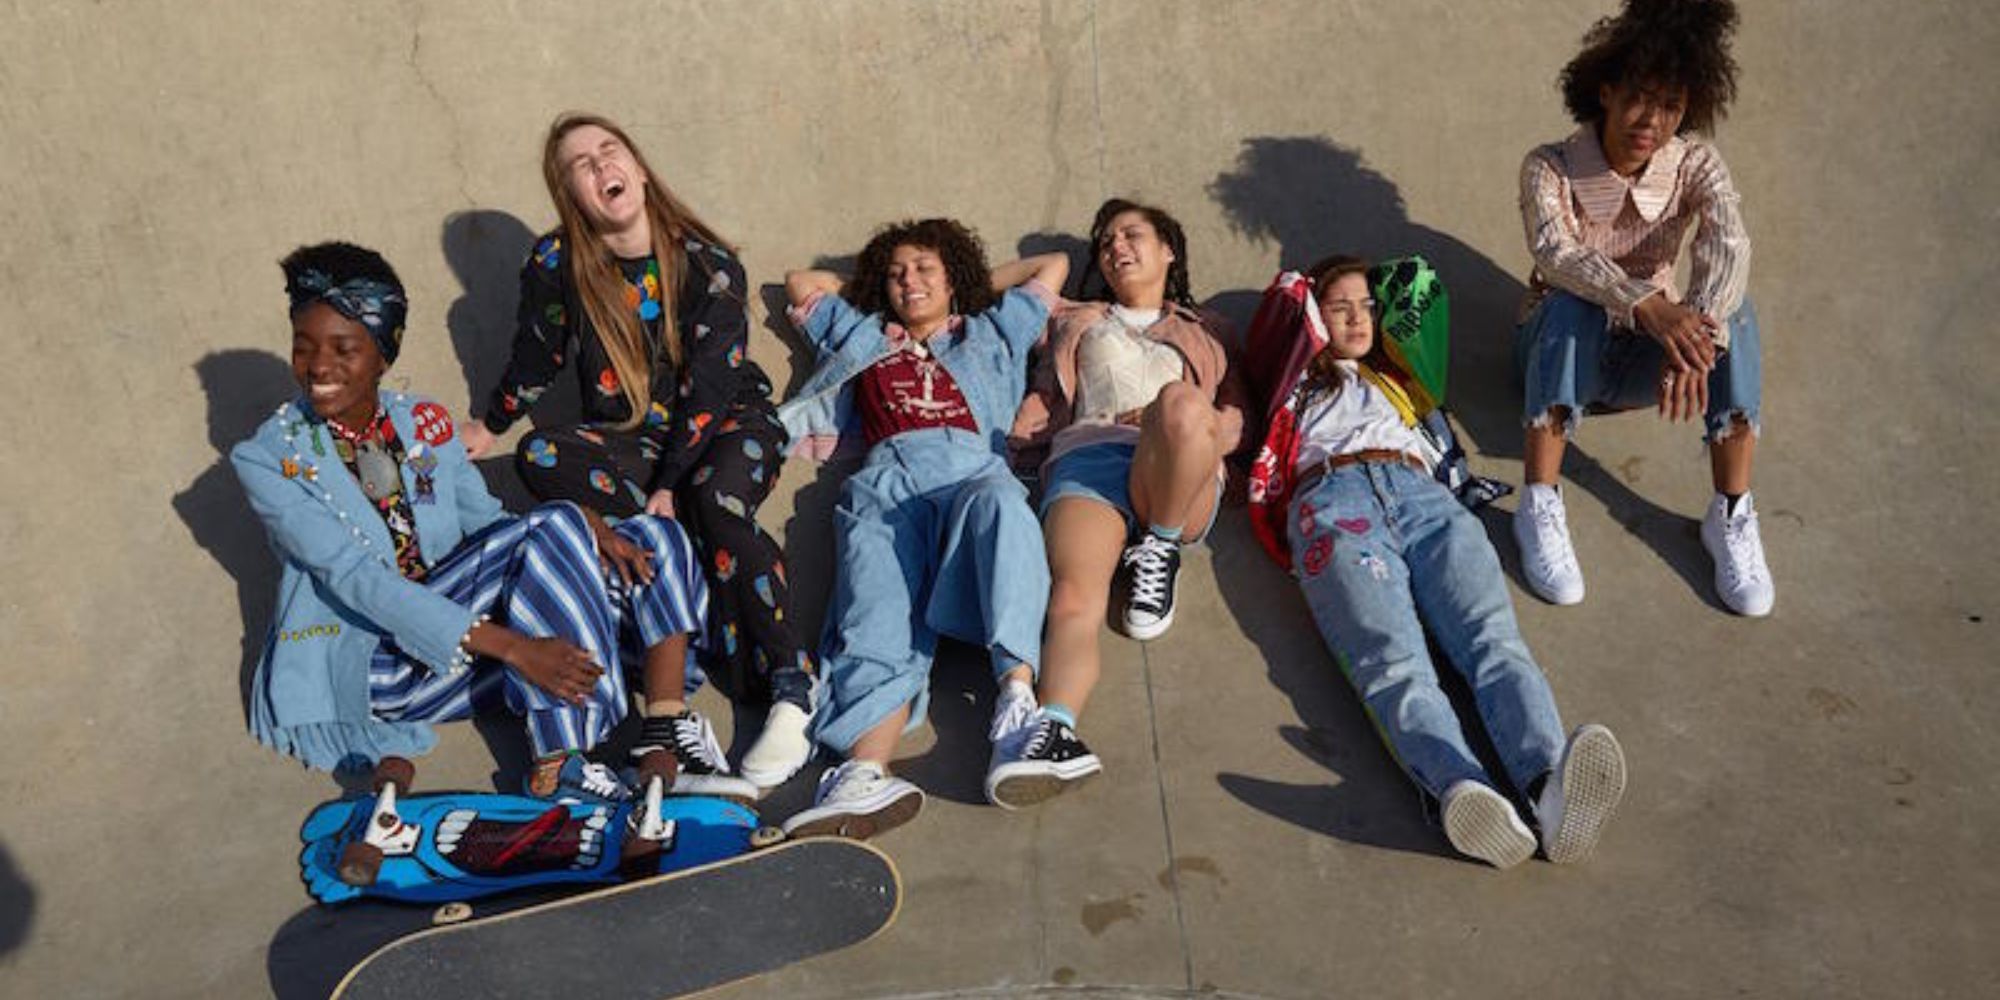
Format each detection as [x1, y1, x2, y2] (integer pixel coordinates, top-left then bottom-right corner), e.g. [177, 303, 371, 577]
[985, 717, 1103, 810]
[631, 710, 758, 804]
[1121, 532, 1182, 640]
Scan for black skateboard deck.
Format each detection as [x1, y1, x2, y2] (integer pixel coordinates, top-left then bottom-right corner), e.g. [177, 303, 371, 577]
[331, 837, 900, 1000]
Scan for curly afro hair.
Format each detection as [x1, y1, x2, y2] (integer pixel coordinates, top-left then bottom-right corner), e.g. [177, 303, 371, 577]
[1078, 197, 1198, 310]
[846, 218, 996, 320]
[279, 241, 403, 309]
[1559, 0, 1740, 135]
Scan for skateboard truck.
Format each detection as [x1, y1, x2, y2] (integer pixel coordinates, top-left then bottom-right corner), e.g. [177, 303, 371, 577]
[624, 775, 678, 859]
[338, 756, 419, 887]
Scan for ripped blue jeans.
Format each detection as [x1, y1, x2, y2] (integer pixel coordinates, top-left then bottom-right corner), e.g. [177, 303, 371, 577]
[1290, 461, 1565, 800]
[1516, 290, 1762, 442]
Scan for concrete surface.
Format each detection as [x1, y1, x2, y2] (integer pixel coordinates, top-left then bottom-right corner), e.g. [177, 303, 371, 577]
[3, 1, 1997, 997]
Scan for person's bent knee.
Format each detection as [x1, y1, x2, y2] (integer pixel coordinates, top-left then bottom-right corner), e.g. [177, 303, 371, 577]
[1150, 382, 1215, 440]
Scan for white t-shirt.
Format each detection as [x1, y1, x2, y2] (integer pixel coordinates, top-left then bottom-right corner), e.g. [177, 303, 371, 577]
[1294, 361, 1431, 470]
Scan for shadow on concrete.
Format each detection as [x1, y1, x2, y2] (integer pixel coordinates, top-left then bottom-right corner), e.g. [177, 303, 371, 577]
[441, 209, 538, 407]
[1203, 515, 1452, 860]
[0, 839, 34, 960]
[173, 350, 298, 722]
[1204, 135, 1718, 602]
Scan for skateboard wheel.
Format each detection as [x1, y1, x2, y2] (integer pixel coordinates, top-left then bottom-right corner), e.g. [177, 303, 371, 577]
[432, 901, 473, 925]
[337, 841, 385, 886]
[750, 825, 786, 850]
[375, 756, 416, 792]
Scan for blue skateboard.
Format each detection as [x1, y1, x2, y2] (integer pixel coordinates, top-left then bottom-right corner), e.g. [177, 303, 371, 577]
[298, 757, 774, 906]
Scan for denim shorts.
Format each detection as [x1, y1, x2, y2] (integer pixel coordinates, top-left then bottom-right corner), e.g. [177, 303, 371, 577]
[1040, 441, 1222, 540]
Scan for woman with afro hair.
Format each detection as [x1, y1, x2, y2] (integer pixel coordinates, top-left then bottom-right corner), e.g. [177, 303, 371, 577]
[777, 219, 1067, 839]
[1511, 0, 1775, 617]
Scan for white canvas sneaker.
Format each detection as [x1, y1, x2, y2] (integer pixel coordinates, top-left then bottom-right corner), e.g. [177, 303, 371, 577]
[780, 760, 924, 840]
[1701, 492, 1775, 617]
[1440, 780, 1537, 870]
[1536, 724, 1628, 864]
[1513, 483, 1585, 605]
[740, 701, 814, 790]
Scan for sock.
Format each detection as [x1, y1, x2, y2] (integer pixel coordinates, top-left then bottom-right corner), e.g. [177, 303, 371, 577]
[1147, 523, 1183, 544]
[646, 699, 687, 719]
[1040, 703, 1078, 730]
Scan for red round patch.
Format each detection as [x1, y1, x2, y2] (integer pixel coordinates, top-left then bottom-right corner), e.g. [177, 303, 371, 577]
[412, 402, 455, 446]
[1302, 535, 1333, 577]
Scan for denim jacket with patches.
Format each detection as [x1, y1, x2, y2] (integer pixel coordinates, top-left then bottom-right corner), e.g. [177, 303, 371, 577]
[232, 391, 507, 770]
[778, 283, 1054, 461]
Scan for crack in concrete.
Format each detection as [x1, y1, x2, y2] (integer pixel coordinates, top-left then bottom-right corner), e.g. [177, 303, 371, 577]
[400, 0, 473, 207]
[1138, 642, 1195, 991]
[1086, 0, 1106, 200]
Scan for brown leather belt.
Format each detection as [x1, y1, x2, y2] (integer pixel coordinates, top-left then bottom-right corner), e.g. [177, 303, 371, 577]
[1294, 448, 1428, 495]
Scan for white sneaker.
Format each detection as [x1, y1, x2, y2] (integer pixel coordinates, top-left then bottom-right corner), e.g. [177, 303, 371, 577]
[780, 760, 924, 840]
[1536, 724, 1627, 864]
[1513, 483, 1585, 605]
[1701, 493, 1775, 617]
[740, 701, 814, 789]
[1440, 780, 1536, 870]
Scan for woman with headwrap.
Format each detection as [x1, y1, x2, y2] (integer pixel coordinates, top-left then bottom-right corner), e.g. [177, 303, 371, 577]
[234, 241, 749, 802]
[459, 113, 815, 792]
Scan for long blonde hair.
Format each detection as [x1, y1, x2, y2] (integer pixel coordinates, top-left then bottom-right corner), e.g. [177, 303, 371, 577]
[542, 112, 736, 430]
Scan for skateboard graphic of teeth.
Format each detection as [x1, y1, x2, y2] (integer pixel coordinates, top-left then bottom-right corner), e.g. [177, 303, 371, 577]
[436, 809, 476, 854]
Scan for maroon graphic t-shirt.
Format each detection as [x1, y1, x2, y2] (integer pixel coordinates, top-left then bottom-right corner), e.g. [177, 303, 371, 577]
[854, 346, 978, 446]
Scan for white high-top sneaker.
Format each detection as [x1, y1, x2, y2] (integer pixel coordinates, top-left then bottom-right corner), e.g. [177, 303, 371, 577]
[1701, 492, 1774, 616]
[1513, 483, 1585, 605]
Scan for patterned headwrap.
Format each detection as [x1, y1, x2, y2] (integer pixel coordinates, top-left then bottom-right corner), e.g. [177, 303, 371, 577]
[287, 269, 408, 365]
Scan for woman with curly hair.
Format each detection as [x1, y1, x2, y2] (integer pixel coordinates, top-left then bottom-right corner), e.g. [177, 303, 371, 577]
[778, 219, 1068, 838]
[236, 241, 720, 802]
[1512, 0, 1774, 616]
[460, 113, 815, 794]
[989, 198, 1247, 808]
[1251, 254, 1627, 868]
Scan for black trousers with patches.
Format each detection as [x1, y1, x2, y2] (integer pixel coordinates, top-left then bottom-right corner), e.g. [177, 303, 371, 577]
[514, 406, 814, 709]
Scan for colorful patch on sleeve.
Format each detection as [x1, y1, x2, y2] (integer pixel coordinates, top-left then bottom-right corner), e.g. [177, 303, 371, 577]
[597, 368, 621, 396]
[588, 469, 616, 494]
[533, 236, 562, 271]
[752, 574, 776, 607]
[692, 466, 714, 486]
[646, 402, 670, 427]
[412, 402, 455, 446]
[726, 343, 744, 368]
[715, 493, 747, 519]
[525, 438, 559, 467]
[741, 438, 764, 461]
[714, 549, 736, 581]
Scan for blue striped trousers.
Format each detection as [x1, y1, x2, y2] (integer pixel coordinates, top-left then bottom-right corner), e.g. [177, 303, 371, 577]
[367, 503, 708, 757]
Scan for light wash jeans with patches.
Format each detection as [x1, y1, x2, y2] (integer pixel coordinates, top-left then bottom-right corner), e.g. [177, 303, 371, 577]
[811, 427, 1051, 754]
[1289, 461, 1566, 801]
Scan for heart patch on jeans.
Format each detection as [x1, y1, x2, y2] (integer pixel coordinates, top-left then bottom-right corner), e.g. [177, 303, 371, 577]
[1334, 517, 1372, 535]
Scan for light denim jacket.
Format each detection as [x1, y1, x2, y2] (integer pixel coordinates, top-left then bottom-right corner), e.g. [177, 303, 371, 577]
[777, 285, 1053, 460]
[231, 391, 506, 770]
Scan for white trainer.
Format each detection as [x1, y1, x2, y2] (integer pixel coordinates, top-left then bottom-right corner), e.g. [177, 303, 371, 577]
[1701, 492, 1775, 617]
[1536, 724, 1628, 864]
[780, 760, 924, 840]
[1440, 780, 1537, 870]
[740, 701, 814, 789]
[1513, 483, 1585, 605]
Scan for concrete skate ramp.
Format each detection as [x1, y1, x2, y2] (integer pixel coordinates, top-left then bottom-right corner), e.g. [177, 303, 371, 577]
[2, 2, 1995, 997]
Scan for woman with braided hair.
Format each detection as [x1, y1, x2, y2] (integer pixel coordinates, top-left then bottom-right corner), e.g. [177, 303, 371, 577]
[1511, 0, 1774, 616]
[460, 113, 816, 794]
[234, 241, 727, 802]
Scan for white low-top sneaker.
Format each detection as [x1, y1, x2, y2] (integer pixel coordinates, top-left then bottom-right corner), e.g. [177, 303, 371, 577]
[1701, 492, 1775, 617]
[1536, 723, 1628, 864]
[781, 760, 924, 840]
[1440, 780, 1537, 870]
[740, 701, 815, 789]
[1513, 483, 1585, 605]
